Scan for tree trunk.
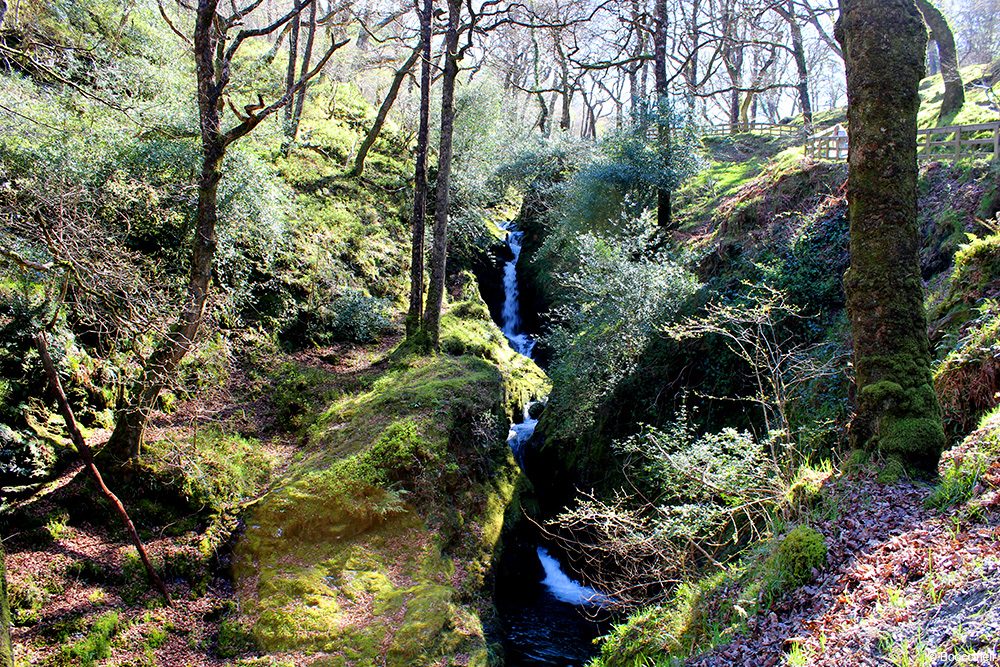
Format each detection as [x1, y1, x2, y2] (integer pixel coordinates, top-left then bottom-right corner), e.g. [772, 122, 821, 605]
[286, 1, 317, 151]
[836, 0, 945, 470]
[36, 333, 174, 607]
[781, 0, 814, 131]
[353, 45, 420, 177]
[106, 144, 223, 461]
[406, 0, 433, 338]
[535, 92, 549, 134]
[559, 88, 572, 131]
[915, 0, 964, 122]
[653, 0, 673, 229]
[282, 12, 301, 135]
[421, 0, 461, 349]
[107, 3, 225, 461]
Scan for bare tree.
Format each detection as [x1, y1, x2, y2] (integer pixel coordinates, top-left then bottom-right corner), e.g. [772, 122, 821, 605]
[107, 0, 347, 462]
[915, 0, 964, 122]
[406, 0, 433, 338]
[421, 0, 462, 348]
[352, 42, 421, 177]
[775, 0, 814, 130]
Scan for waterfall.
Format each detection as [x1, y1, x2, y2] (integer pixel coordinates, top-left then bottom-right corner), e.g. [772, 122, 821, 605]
[537, 547, 611, 607]
[499, 222, 536, 358]
[496, 220, 610, 617]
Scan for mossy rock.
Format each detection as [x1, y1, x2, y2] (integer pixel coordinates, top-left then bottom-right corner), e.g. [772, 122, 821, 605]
[233, 301, 542, 665]
[772, 525, 827, 591]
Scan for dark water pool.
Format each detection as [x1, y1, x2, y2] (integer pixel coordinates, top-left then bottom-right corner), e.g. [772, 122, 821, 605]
[495, 538, 610, 666]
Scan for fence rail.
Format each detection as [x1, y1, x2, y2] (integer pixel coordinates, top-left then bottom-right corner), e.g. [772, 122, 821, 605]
[698, 122, 802, 138]
[805, 121, 1000, 162]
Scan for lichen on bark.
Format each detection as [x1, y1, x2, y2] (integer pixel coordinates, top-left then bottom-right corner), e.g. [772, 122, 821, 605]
[836, 0, 946, 470]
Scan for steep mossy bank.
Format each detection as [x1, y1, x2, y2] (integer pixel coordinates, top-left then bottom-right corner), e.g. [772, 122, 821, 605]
[232, 287, 548, 666]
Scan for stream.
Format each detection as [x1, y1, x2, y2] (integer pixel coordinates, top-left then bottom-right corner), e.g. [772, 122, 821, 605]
[492, 221, 609, 666]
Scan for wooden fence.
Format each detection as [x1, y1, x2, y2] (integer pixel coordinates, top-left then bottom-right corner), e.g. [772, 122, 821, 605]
[805, 121, 1000, 162]
[698, 122, 802, 138]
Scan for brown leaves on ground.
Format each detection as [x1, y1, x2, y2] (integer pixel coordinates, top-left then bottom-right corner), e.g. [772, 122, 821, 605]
[690, 473, 1000, 667]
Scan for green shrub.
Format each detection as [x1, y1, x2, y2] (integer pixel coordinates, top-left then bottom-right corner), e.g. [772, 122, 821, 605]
[304, 289, 391, 345]
[546, 234, 700, 440]
[45, 512, 71, 541]
[0, 423, 57, 487]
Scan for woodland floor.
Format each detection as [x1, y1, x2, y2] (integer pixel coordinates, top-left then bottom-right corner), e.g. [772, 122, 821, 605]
[692, 470, 1000, 667]
[5, 338, 405, 667]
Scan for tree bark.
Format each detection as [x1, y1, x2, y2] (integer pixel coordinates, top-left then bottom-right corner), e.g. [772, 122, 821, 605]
[779, 0, 814, 131]
[36, 333, 174, 607]
[352, 45, 421, 177]
[421, 0, 461, 349]
[406, 0, 433, 338]
[107, 0, 345, 461]
[653, 0, 673, 229]
[282, 11, 301, 135]
[837, 0, 945, 470]
[915, 0, 964, 122]
[286, 0, 318, 151]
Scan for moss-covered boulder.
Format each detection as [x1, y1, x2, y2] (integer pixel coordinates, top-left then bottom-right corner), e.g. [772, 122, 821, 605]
[233, 296, 547, 665]
[772, 525, 827, 590]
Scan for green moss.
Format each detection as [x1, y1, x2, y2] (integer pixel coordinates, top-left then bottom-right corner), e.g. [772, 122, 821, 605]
[8, 574, 45, 626]
[878, 416, 946, 461]
[785, 465, 831, 510]
[233, 298, 541, 665]
[917, 64, 996, 129]
[136, 426, 278, 517]
[771, 526, 827, 591]
[878, 457, 908, 484]
[217, 617, 258, 658]
[56, 611, 119, 667]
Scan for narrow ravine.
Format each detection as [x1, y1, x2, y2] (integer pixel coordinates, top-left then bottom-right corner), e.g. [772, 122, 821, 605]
[492, 220, 609, 666]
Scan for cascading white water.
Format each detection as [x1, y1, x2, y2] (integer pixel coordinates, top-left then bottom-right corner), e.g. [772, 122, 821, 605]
[537, 547, 610, 607]
[499, 222, 536, 358]
[496, 220, 609, 615]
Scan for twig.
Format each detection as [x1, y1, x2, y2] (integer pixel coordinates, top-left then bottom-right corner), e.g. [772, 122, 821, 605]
[34, 332, 174, 608]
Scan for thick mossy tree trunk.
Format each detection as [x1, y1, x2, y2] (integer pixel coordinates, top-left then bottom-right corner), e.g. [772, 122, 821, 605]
[421, 0, 461, 348]
[837, 0, 945, 470]
[914, 0, 964, 123]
